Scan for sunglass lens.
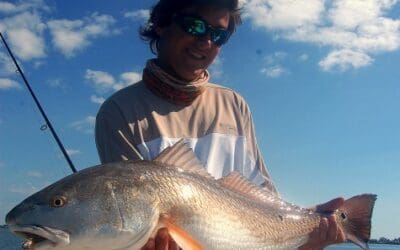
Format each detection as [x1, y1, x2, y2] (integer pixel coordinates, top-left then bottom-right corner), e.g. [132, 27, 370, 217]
[212, 30, 229, 46]
[183, 17, 206, 35]
[192, 19, 206, 33]
[176, 14, 230, 46]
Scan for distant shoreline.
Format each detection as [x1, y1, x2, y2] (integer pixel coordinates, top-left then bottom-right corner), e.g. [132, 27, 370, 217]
[369, 238, 400, 245]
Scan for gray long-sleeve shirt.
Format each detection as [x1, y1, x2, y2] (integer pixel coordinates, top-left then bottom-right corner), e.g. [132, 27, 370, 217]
[95, 80, 277, 194]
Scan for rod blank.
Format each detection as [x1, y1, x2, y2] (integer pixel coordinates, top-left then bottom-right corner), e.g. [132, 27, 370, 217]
[0, 32, 77, 173]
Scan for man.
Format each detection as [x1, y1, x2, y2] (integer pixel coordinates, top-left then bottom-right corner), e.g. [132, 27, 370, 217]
[95, 0, 345, 249]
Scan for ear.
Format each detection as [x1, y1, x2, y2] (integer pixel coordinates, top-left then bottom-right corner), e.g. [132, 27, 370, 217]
[155, 25, 165, 37]
[153, 15, 166, 37]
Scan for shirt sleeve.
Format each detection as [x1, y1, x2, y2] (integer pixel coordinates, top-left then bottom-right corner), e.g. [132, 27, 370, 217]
[238, 96, 278, 195]
[95, 100, 143, 164]
[245, 112, 278, 195]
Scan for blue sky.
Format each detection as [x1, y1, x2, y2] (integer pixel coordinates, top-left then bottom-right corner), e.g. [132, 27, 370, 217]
[1, 0, 399, 240]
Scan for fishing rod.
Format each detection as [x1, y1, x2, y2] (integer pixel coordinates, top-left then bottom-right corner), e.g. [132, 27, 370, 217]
[0, 32, 77, 173]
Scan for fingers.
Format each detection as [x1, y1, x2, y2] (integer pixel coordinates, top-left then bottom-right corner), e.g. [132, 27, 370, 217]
[336, 226, 346, 243]
[168, 238, 179, 250]
[141, 237, 155, 250]
[326, 216, 338, 242]
[304, 226, 321, 247]
[318, 217, 329, 242]
[300, 215, 346, 250]
[155, 228, 169, 250]
[321, 215, 347, 245]
[141, 228, 178, 250]
[327, 215, 346, 244]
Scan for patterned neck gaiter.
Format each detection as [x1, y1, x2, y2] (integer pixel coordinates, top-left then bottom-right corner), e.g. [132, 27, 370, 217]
[143, 59, 209, 106]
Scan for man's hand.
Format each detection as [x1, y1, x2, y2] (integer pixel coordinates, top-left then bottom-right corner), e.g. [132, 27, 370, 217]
[141, 228, 179, 250]
[299, 197, 346, 250]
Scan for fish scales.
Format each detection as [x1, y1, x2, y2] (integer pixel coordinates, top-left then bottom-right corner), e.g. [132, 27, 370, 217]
[5, 141, 377, 250]
[102, 163, 322, 249]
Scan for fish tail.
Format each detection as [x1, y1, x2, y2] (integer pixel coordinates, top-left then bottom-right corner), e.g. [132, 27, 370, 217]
[339, 194, 377, 250]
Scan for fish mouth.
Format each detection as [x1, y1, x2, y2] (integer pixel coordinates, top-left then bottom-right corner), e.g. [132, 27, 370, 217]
[9, 225, 70, 249]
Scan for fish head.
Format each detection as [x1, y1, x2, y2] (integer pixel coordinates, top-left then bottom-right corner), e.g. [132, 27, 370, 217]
[5, 175, 92, 249]
[5, 165, 161, 250]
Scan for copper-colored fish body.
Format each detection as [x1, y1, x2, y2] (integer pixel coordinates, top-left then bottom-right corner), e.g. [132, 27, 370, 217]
[6, 141, 377, 250]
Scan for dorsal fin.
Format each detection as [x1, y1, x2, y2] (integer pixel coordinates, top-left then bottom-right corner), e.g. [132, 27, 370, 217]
[218, 172, 281, 204]
[154, 139, 213, 179]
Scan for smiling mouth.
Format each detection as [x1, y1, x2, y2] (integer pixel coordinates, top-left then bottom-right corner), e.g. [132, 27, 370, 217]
[187, 48, 205, 60]
[9, 225, 70, 249]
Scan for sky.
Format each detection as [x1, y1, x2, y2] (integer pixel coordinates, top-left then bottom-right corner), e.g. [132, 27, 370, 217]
[0, 0, 399, 240]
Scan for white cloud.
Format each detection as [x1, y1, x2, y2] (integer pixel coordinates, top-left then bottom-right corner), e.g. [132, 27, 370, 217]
[1, 1, 118, 60]
[48, 13, 118, 57]
[120, 72, 142, 83]
[243, 0, 400, 71]
[27, 171, 43, 178]
[0, 2, 115, 63]
[7, 28, 46, 60]
[0, 12, 46, 60]
[261, 65, 287, 78]
[209, 56, 224, 79]
[70, 115, 96, 134]
[260, 52, 288, 78]
[239, 0, 247, 8]
[328, 0, 397, 29]
[0, 52, 15, 75]
[0, 2, 16, 13]
[45, 78, 65, 89]
[115, 72, 142, 90]
[85, 69, 116, 92]
[33, 60, 45, 69]
[299, 53, 309, 61]
[265, 51, 287, 64]
[0, 0, 49, 14]
[0, 78, 21, 90]
[243, 0, 325, 30]
[85, 69, 141, 93]
[66, 149, 81, 156]
[124, 9, 150, 22]
[319, 49, 374, 72]
[91, 95, 105, 105]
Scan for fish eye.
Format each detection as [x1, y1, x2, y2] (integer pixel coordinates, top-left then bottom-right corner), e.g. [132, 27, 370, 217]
[340, 212, 347, 220]
[50, 195, 67, 208]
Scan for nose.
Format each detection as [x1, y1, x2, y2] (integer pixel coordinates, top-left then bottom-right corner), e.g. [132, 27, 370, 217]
[195, 34, 213, 49]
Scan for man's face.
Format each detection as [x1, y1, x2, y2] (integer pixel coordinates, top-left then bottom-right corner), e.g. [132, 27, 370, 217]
[156, 6, 230, 81]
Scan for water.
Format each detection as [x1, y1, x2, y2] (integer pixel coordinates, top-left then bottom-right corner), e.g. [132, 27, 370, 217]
[0, 227, 399, 250]
[327, 243, 400, 250]
[0, 227, 21, 250]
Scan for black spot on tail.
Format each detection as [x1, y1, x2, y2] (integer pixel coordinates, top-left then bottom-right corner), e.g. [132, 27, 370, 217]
[339, 194, 377, 250]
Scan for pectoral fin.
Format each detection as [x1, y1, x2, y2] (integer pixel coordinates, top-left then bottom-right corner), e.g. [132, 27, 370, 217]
[160, 215, 204, 250]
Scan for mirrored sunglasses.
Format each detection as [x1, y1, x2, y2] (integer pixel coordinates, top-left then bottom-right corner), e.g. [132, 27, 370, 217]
[173, 13, 231, 47]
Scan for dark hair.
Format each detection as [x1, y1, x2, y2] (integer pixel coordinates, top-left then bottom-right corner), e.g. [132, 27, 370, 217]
[140, 0, 241, 54]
